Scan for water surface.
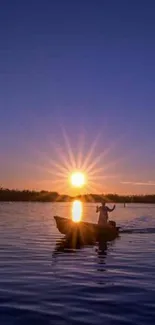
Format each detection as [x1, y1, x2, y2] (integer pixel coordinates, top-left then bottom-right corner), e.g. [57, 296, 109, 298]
[0, 203, 155, 325]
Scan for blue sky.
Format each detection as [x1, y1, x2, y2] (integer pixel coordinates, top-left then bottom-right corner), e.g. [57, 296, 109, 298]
[1, 0, 155, 194]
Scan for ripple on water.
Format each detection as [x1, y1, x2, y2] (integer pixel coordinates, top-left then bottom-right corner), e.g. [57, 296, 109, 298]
[0, 203, 155, 325]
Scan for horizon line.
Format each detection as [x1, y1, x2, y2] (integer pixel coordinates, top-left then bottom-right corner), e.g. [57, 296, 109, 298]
[1, 187, 155, 197]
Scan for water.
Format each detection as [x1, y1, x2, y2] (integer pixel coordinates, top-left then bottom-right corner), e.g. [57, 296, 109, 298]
[0, 202, 155, 325]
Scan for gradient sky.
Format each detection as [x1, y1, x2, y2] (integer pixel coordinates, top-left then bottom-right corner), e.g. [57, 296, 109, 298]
[1, 0, 155, 194]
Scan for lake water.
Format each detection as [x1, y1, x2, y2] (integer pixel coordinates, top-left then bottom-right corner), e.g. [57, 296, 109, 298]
[0, 202, 155, 325]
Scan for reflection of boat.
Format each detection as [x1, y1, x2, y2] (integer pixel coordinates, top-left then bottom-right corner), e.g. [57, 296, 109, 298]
[53, 236, 89, 254]
[52, 232, 118, 278]
[54, 216, 119, 243]
[53, 235, 109, 255]
[52, 235, 117, 275]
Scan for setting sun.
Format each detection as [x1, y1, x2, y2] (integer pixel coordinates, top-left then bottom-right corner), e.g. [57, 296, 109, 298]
[71, 172, 86, 187]
[70, 171, 86, 188]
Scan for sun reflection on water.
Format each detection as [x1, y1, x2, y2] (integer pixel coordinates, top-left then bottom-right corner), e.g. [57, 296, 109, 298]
[72, 200, 83, 222]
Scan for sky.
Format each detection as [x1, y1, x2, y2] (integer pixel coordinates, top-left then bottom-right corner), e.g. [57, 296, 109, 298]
[0, 0, 155, 195]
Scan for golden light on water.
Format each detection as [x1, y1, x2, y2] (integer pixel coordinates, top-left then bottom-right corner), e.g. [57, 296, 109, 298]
[70, 171, 86, 188]
[72, 200, 83, 222]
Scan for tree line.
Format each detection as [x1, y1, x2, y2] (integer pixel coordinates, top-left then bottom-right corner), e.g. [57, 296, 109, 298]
[0, 188, 155, 203]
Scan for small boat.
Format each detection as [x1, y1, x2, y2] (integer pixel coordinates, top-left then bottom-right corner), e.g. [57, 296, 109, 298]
[54, 216, 119, 243]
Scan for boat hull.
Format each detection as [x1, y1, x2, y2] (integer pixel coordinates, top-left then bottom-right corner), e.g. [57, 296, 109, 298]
[54, 216, 119, 243]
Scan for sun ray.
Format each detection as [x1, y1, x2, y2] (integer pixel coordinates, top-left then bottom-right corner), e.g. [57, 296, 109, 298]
[76, 132, 85, 169]
[61, 127, 77, 169]
[27, 127, 127, 196]
[85, 149, 110, 174]
[32, 164, 68, 179]
[51, 141, 73, 171]
[89, 174, 120, 181]
[37, 131, 72, 172]
[49, 178, 68, 184]
[88, 166, 105, 177]
[81, 133, 101, 171]
[30, 148, 70, 175]
[99, 155, 128, 173]
[85, 181, 104, 194]
[85, 136, 123, 174]
[54, 182, 70, 194]
[48, 158, 70, 173]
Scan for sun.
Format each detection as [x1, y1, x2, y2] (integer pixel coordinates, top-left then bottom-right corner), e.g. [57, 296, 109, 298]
[70, 171, 86, 188]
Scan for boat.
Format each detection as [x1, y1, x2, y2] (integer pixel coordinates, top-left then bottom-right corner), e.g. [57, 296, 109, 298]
[54, 216, 119, 243]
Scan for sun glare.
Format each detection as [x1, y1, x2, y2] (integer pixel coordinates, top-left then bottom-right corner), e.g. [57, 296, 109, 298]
[70, 171, 86, 188]
[35, 127, 119, 195]
[72, 200, 83, 222]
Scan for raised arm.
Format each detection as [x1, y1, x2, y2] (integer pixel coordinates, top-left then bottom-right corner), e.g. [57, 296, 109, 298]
[107, 205, 116, 212]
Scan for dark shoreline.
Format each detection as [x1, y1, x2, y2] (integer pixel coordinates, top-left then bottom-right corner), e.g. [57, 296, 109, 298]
[0, 188, 155, 204]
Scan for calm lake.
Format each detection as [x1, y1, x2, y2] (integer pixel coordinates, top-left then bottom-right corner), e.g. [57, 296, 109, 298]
[0, 202, 155, 325]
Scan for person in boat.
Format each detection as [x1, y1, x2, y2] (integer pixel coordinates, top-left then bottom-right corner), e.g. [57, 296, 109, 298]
[96, 200, 116, 226]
